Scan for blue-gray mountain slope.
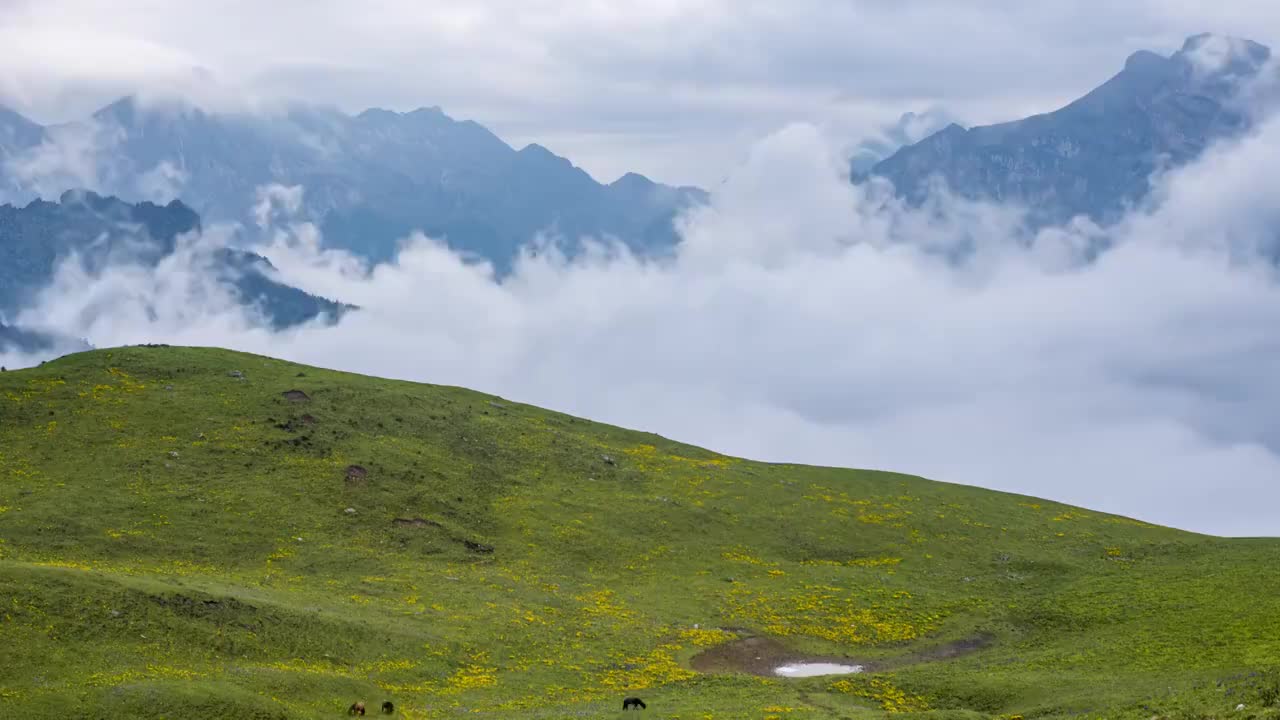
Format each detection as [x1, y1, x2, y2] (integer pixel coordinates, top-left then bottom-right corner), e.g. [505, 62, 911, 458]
[867, 34, 1272, 226]
[0, 191, 349, 351]
[1, 100, 706, 270]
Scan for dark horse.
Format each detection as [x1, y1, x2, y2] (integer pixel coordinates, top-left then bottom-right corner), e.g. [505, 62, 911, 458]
[623, 697, 647, 710]
[381, 700, 395, 714]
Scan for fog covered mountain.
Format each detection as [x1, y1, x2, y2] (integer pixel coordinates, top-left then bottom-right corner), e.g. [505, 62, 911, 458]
[0, 99, 707, 270]
[0, 190, 347, 351]
[848, 108, 957, 175]
[867, 33, 1273, 226]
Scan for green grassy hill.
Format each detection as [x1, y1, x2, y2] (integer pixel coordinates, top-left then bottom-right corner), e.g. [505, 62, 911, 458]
[2, 346, 1278, 720]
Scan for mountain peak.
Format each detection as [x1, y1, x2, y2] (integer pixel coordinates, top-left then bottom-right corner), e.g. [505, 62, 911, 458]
[408, 105, 447, 117]
[91, 96, 141, 124]
[1124, 49, 1169, 74]
[90, 94, 203, 125]
[867, 33, 1271, 227]
[610, 171, 657, 190]
[516, 143, 571, 166]
[356, 107, 397, 121]
[356, 105, 457, 128]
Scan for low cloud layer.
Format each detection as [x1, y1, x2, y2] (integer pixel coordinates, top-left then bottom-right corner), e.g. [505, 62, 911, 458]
[7, 103, 1280, 537]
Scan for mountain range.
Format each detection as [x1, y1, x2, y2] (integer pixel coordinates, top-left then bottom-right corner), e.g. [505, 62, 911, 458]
[0, 191, 347, 353]
[1, 32, 1270, 274]
[1, 32, 1273, 356]
[0, 99, 707, 270]
[865, 33, 1273, 226]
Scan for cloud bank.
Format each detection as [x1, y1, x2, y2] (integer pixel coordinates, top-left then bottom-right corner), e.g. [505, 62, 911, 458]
[7, 101, 1280, 537]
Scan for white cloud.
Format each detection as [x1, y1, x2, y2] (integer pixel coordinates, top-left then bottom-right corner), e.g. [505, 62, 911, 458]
[1, 118, 198, 205]
[134, 160, 188, 204]
[253, 184, 305, 230]
[2, 120, 124, 199]
[8, 109, 1280, 537]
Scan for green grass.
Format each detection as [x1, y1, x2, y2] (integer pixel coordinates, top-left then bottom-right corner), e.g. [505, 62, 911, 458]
[2, 346, 1279, 719]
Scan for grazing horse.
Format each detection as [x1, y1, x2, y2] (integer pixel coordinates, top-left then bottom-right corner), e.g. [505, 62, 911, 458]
[623, 696, 647, 710]
[382, 700, 395, 714]
[348, 701, 366, 716]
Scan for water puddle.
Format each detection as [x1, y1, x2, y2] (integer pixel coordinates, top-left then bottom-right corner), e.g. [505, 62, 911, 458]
[773, 662, 864, 678]
[691, 630, 992, 677]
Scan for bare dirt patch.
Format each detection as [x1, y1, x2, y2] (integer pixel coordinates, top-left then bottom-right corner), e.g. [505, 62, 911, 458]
[344, 465, 368, 485]
[282, 389, 311, 402]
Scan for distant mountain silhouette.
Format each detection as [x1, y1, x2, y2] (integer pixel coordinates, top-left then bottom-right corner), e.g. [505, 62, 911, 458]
[0, 191, 349, 345]
[866, 33, 1272, 226]
[1, 99, 706, 270]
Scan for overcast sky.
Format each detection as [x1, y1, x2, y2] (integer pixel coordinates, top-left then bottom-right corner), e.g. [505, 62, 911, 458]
[1, 0, 1278, 186]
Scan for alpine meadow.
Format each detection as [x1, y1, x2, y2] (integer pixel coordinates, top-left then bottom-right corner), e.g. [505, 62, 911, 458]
[2, 346, 1279, 719]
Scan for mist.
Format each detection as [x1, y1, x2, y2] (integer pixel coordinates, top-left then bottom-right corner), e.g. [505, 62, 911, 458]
[6, 103, 1280, 537]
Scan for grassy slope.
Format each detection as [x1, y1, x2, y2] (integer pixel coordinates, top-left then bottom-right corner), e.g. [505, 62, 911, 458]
[1, 346, 1279, 720]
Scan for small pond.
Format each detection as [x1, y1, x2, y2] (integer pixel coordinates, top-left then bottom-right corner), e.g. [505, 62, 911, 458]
[773, 662, 864, 678]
